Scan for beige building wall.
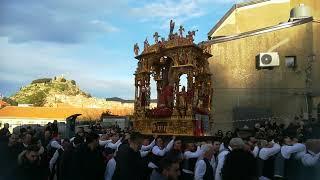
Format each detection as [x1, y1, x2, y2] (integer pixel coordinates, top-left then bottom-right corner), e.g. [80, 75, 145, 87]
[210, 22, 318, 131]
[207, 0, 320, 131]
[212, 0, 319, 37]
[213, 0, 291, 37]
[311, 21, 320, 116]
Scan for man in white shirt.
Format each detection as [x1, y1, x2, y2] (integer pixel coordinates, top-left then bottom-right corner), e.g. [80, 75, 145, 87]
[194, 144, 214, 180]
[210, 140, 221, 176]
[300, 139, 320, 180]
[181, 142, 203, 180]
[301, 149, 320, 166]
[274, 136, 305, 179]
[256, 139, 281, 180]
[99, 133, 123, 150]
[260, 142, 281, 158]
[215, 138, 232, 180]
[49, 139, 71, 179]
[281, 139, 305, 160]
[105, 157, 116, 180]
[141, 137, 156, 151]
[104, 147, 116, 180]
[148, 136, 175, 169]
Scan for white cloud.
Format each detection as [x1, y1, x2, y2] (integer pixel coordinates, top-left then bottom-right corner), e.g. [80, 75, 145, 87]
[0, 37, 135, 98]
[0, 0, 236, 99]
[130, 0, 204, 24]
[90, 20, 120, 32]
[129, 0, 238, 30]
[0, 0, 123, 44]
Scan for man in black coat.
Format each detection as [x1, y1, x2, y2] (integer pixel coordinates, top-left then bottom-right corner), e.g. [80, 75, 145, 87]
[0, 123, 10, 141]
[12, 145, 48, 180]
[221, 138, 258, 180]
[112, 132, 144, 180]
[73, 132, 105, 180]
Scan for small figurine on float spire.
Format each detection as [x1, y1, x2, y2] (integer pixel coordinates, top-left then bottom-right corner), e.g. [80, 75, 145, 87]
[133, 19, 201, 57]
[179, 25, 185, 37]
[169, 20, 175, 35]
[187, 30, 198, 42]
[143, 37, 150, 50]
[133, 43, 140, 56]
[153, 32, 160, 43]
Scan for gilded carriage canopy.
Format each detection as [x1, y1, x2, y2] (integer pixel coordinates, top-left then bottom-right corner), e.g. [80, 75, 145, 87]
[132, 20, 213, 136]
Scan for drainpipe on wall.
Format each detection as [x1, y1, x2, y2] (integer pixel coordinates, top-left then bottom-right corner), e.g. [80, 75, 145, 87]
[305, 55, 315, 121]
[305, 94, 309, 120]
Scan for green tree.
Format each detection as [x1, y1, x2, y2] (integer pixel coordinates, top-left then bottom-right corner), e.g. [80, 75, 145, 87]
[60, 78, 66, 82]
[31, 78, 52, 84]
[71, 80, 76, 85]
[32, 92, 47, 106]
[2, 97, 18, 106]
[55, 84, 67, 92]
[20, 91, 47, 106]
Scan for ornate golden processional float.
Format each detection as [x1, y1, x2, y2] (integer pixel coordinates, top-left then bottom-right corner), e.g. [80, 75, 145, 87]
[132, 20, 213, 136]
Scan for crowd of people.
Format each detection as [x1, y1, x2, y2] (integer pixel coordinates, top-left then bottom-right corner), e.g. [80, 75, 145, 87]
[0, 118, 319, 180]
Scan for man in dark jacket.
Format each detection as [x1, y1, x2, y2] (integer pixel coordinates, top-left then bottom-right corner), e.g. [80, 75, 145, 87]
[73, 132, 105, 180]
[150, 156, 181, 180]
[0, 123, 10, 141]
[221, 138, 258, 180]
[12, 145, 48, 180]
[58, 139, 76, 180]
[112, 132, 144, 180]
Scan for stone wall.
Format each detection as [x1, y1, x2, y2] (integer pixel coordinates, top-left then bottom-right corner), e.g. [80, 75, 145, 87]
[45, 94, 157, 116]
[209, 21, 319, 131]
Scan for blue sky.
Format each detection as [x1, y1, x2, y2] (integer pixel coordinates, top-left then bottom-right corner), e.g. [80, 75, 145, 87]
[0, 0, 241, 99]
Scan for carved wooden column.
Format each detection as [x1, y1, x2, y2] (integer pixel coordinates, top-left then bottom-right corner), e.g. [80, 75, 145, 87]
[156, 80, 161, 107]
[144, 74, 151, 109]
[172, 76, 180, 116]
[134, 78, 138, 111]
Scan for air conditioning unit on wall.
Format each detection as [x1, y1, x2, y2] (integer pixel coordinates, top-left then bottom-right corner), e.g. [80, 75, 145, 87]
[258, 52, 280, 67]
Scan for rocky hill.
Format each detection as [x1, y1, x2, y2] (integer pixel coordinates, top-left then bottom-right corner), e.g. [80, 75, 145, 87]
[12, 76, 90, 106]
[11, 76, 156, 115]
